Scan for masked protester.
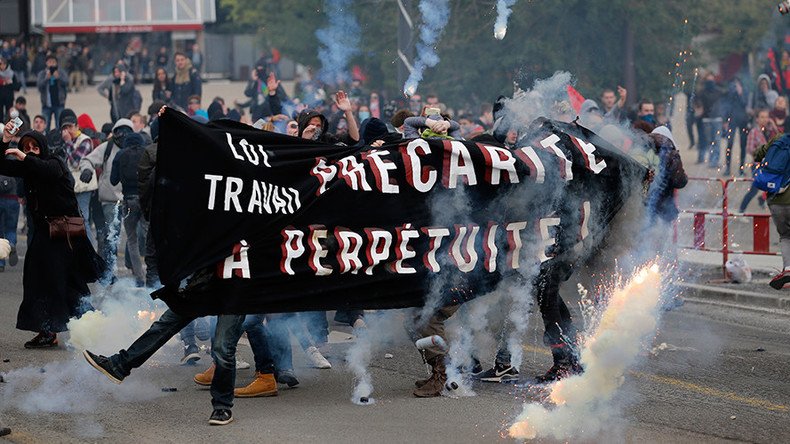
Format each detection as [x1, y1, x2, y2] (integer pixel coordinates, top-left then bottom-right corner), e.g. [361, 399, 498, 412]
[1, 121, 104, 348]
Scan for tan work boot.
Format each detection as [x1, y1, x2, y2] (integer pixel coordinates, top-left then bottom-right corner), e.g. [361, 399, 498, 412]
[413, 357, 447, 398]
[193, 364, 215, 386]
[234, 372, 278, 398]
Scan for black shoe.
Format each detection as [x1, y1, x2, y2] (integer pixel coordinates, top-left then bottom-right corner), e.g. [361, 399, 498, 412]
[477, 363, 520, 383]
[534, 361, 583, 384]
[208, 409, 233, 426]
[8, 248, 17, 266]
[275, 370, 299, 388]
[465, 359, 484, 377]
[83, 350, 124, 384]
[24, 332, 58, 349]
[181, 344, 201, 365]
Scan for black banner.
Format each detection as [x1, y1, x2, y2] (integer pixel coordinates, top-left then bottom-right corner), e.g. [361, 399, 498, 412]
[152, 110, 646, 316]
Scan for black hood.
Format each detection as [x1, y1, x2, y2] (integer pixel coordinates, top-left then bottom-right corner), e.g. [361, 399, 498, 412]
[297, 110, 329, 139]
[17, 130, 50, 158]
[356, 117, 399, 147]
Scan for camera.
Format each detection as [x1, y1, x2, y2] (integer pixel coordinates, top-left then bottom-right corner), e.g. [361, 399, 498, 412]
[256, 67, 266, 78]
[113, 77, 121, 85]
[49, 66, 57, 74]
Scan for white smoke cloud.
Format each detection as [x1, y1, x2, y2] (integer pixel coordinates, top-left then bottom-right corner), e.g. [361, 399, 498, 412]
[316, 0, 361, 85]
[508, 264, 663, 441]
[403, 0, 451, 96]
[494, 0, 518, 40]
[67, 280, 170, 355]
[345, 311, 405, 404]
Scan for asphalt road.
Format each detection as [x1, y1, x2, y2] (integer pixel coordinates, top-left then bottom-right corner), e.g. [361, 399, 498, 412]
[0, 244, 788, 444]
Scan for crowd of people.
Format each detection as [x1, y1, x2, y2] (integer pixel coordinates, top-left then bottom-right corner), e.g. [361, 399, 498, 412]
[3, 33, 790, 427]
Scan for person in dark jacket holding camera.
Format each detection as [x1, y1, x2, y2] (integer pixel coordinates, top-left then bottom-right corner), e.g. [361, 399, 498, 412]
[1, 120, 103, 348]
[36, 55, 68, 131]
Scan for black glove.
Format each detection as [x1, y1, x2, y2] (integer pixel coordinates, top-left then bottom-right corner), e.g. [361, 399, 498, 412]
[79, 169, 93, 183]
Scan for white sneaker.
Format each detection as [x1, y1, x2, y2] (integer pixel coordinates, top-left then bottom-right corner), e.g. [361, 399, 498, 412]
[306, 346, 331, 369]
[235, 359, 251, 370]
[352, 318, 367, 329]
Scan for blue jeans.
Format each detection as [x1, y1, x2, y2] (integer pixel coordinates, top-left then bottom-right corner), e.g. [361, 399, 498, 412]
[266, 314, 296, 372]
[207, 314, 277, 373]
[210, 314, 246, 410]
[242, 315, 276, 374]
[699, 117, 723, 166]
[75, 191, 94, 246]
[107, 309, 245, 411]
[0, 198, 19, 267]
[303, 311, 329, 344]
[41, 106, 64, 132]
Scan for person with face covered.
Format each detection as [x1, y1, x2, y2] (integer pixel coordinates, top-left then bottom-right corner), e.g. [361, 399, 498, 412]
[297, 90, 359, 145]
[1, 120, 104, 348]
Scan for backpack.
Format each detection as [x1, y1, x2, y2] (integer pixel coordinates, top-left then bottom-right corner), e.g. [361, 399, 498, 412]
[0, 175, 16, 195]
[753, 134, 790, 194]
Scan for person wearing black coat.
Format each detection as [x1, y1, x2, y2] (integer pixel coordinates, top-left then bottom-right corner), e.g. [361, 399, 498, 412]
[110, 133, 146, 286]
[1, 123, 104, 348]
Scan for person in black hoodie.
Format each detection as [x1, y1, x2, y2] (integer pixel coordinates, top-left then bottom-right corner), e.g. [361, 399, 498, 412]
[1, 122, 103, 348]
[297, 91, 359, 145]
[110, 132, 146, 286]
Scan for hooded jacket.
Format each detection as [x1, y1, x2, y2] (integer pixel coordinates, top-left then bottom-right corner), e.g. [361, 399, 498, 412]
[111, 132, 146, 196]
[355, 117, 402, 147]
[1, 130, 104, 333]
[752, 74, 779, 111]
[0, 130, 79, 221]
[78, 119, 132, 202]
[297, 110, 357, 145]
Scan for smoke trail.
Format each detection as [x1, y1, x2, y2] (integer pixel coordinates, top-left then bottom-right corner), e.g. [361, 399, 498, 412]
[508, 264, 663, 441]
[403, 0, 451, 96]
[493, 0, 518, 40]
[347, 330, 375, 405]
[100, 203, 121, 285]
[345, 311, 403, 405]
[316, 0, 361, 85]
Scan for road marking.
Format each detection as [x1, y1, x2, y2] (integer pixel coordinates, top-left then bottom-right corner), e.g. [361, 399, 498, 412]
[522, 344, 789, 413]
[633, 372, 789, 412]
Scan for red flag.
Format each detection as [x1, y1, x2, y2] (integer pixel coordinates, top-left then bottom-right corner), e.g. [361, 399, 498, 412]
[567, 85, 585, 114]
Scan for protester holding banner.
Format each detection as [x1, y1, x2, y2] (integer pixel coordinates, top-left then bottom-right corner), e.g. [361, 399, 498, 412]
[1, 122, 103, 348]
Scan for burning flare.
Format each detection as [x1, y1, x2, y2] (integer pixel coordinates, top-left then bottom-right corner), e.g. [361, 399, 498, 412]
[509, 264, 663, 440]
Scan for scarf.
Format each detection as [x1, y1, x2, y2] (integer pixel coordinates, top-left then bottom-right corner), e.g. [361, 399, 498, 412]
[175, 60, 193, 85]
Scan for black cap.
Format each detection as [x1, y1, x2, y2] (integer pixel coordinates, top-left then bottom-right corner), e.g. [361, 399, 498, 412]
[59, 108, 78, 129]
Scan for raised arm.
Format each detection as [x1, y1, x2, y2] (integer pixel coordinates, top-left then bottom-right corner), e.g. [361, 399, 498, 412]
[334, 91, 359, 143]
